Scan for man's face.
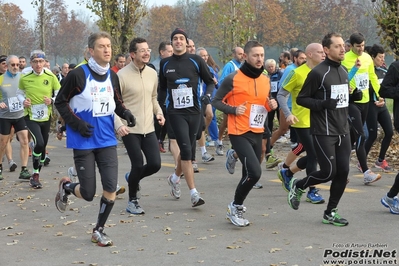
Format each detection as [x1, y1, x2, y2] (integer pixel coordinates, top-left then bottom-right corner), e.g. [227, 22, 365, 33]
[131, 42, 151, 65]
[234, 47, 244, 63]
[8, 57, 20, 75]
[160, 44, 173, 59]
[310, 45, 325, 64]
[325, 36, 346, 62]
[90, 37, 112, 66]
[19, 58, 26, 70]
[244, 47, 264, 69]
[296, 53, 307, 66]
[0, 61, 7, 74]
[172, 34, 187, 55]
[115, 56, 126, 69]
[351, 41, 364, 56]
[30, 58, 45, 73]
[186, 40, 195, 54]
[61, 63, 69, 75]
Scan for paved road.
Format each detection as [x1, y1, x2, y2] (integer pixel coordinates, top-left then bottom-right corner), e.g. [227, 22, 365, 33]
[1, 136, 398, 266]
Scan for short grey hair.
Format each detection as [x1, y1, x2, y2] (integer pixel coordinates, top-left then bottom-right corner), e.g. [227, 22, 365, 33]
[265, 59, 276, 67]
[6, 55, 19, 64]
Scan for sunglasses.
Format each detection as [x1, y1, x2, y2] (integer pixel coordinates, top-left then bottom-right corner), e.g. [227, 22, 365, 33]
[11, 63, 20, 67]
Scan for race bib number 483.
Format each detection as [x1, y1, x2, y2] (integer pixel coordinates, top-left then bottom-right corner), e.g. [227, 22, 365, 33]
[249, 104, 267, 128]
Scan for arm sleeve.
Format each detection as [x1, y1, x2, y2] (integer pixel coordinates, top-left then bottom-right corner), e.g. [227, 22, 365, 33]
[158, 60, 167, 106]
[111, 72, 128, 118]
[211, 74, 236, 114]
[54, 68, 87, 131]
[296, 71, 324, 111]
[380, 63, 399, 99]
[277, 88, 292, 118]
[369, 63, 381, 98]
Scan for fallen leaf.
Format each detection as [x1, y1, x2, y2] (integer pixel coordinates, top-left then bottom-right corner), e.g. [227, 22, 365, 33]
[304, 246, 313, 249]
[167, 251, 178, 255]
[43, 224, 54, 228]
[226, 245, 240, 249]
[111, 251, 120, 254]
[72, 261, 85, 264]
[55, 232, 63, 236]
[188, 246, 197, 250]
[163, 226, 172, 231]
[63, 220, 78, 226]
[137, 248, 144, 251]
[269, 248, 282, 253]
[197, 236, 207, 240]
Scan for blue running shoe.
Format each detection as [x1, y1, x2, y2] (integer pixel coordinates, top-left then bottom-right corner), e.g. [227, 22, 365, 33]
[306, 187, 325, 204]
[125, 172, 130, 182]
[277, 169, 291, 192]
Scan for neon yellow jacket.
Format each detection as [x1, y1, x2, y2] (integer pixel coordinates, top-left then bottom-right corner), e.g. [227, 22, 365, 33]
[342, 50, 380, 103]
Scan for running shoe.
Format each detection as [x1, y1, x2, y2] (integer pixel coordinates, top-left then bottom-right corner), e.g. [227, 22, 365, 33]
[287, 178, 304, 210]
[116, 184, 125, 195]
[191, 192, 205, 207]
[167, 174, 181, 199]
[306, 188, 325, 204]
[363, 169, 381, 185]
[322, 208, 348, 226]
[226, 201, 249, 227]
[44, 155, 50, 166]
[91, 227, 113, 247]
[29, 173, 42, 189]
[192, 161, 199, 173]
[202, 152, 215, 163]
[67, 166, 78, 183]
[265, 155, 282, 169]
[19, 169, 31, 180]
[216, 144, 224, 156]
[9, 160, 17, 172]
[126, 199, 145, 215]
[55, 177, 71, 213]
[277, 169, 291, 192]
[381, 194, 399, 214]
[225, 149, 237, 175]
[252, 182, 263, 189]
[375, 159, 392, 172]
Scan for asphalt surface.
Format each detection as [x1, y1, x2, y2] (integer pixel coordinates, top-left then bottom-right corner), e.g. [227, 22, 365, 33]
[1, 135, 398, 266]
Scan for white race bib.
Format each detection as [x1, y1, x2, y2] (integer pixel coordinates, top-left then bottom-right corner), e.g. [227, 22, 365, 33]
[92, 92, 112, 117]
[8, 97, 23, 112]
[331, 84, 349, 108]
[354, 73, 369, 90]
[31, 103, 49, 120]
[249, 104, 267, 128]
[172, 85, 194, 109]
[270, 81, 278, 93]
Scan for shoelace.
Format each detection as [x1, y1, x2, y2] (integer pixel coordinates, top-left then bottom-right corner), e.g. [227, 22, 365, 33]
[235, 207, 244, 219]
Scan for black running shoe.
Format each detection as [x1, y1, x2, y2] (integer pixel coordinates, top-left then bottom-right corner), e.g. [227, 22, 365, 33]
[29, 173, 42, 189]
[322, 208, 348, 226]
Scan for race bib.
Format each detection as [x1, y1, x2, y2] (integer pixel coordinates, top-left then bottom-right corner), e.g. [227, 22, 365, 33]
[172, 85, 194, 109]
[8, 97, 23, 112]
[31, 103, 49, 120]
[270, 81, 278, 93]
[92, 93, 112, 117]
[331, 84, 349, 108]
[354, 73, 369, 90]
[249, 104, 267, 128]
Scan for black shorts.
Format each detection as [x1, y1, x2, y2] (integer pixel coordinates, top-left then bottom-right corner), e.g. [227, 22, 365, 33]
[0, 117, 28, 135]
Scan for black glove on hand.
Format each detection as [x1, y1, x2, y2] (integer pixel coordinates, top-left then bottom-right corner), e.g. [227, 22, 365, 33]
[321, 98, 338, 110]
[349, 88, 363, 102]
[200, 95, 211, 105]
[123, 110, 136, 127]
[77, 121, 94, 137]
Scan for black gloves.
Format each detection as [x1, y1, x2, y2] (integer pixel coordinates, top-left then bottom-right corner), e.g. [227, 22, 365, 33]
[349, 88, 363, 102]
[123, 110, 136, 127]
[321, 98, 339, 110]
[200, 95, 211, 105]
[77, 121, 94, 137]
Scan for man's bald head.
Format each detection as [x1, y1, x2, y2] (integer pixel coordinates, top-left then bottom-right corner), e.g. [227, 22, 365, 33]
[305, 43, 325, 65]
[233, 47, 244, 63]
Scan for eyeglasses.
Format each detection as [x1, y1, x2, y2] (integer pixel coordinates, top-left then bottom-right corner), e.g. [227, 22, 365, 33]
[11, 63, 20, 67]
[135, 49, 151, 54]
[31, 60, 45, 64]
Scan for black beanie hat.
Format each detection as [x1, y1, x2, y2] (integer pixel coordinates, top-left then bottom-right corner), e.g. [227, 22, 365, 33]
[171, 28, 188, 44]
[0, 55, 7, 64]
